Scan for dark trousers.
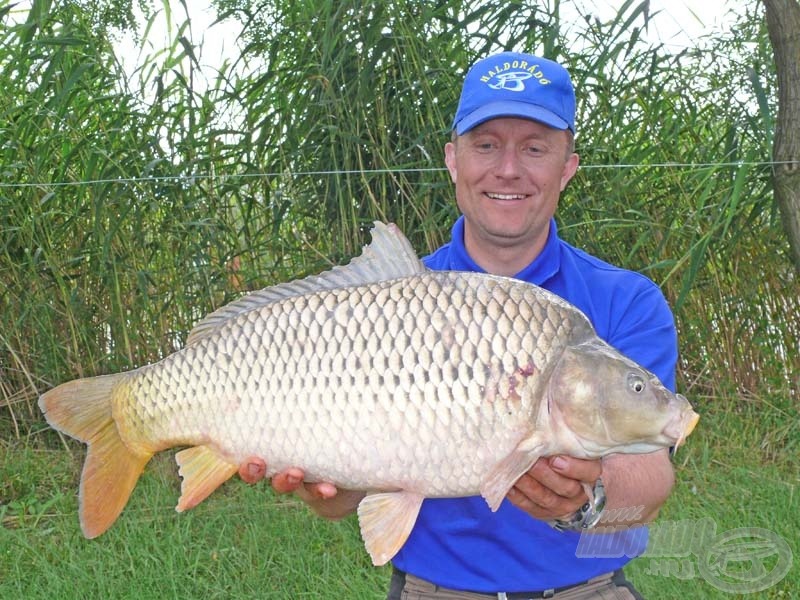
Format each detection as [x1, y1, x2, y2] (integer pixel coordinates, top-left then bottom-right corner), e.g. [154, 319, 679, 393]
[386, 568, 645, 600]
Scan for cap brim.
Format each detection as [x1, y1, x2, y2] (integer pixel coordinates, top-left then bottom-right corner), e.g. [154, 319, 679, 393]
[454, 100, 571, 135]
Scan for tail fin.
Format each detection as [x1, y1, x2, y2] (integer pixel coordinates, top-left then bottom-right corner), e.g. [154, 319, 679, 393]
[39, 374, 152, 538]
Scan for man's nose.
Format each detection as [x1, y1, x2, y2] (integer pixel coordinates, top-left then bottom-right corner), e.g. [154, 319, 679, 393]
[495, 148, 522, 178]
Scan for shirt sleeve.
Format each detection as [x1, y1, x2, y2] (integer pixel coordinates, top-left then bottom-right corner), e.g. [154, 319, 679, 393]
[605, 282, 679, 392]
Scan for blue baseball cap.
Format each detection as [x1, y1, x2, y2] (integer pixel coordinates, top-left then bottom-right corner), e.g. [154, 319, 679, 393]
[452, 52, 576, 135]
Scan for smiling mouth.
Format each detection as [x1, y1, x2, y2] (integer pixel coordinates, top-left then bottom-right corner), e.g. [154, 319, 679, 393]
[486, 192, 526, 201]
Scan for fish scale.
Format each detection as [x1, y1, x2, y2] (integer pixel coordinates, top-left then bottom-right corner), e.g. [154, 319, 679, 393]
[39, 221, 699, 566]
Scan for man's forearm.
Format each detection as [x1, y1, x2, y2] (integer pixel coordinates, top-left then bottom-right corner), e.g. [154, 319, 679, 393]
[597, 449, 675, 529]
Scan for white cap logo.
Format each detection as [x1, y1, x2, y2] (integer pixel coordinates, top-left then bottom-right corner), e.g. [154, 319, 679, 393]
[488, 71, 532, 92]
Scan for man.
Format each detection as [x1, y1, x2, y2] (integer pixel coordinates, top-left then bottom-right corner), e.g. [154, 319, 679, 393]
[241, 51, 678, 599]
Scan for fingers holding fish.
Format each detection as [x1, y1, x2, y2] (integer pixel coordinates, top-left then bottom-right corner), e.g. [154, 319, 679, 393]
[271, 466, 307, 493]
[506, 485, 582, 521]
[236, 460, 328, 498]
[267, 464, 364, 520]
[548, 455, 602, 487]
[238, 456, 268, 483]
[507, 455, 600, 520]
[237, 458, 333, 499]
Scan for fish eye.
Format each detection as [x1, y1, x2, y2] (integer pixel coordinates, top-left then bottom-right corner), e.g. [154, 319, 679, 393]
[628, 374, 646, 394]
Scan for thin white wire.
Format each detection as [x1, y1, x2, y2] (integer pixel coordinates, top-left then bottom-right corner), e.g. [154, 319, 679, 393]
[0, 160, 794, 190]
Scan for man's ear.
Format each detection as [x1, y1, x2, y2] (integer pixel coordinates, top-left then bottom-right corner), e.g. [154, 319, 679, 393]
[560, 152, 579, 191]
[444, 141, 458, 183]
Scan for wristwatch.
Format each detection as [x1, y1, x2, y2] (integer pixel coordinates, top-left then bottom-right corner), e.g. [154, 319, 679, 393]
[551, 477, 607, 532]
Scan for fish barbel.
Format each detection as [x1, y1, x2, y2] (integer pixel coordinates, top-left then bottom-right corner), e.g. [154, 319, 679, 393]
[39, 222, 699, 565]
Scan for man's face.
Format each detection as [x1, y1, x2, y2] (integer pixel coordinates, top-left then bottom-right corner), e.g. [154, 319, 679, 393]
[444, 117, 579, 259]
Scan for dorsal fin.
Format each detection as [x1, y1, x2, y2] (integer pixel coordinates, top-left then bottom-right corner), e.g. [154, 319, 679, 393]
[186, 221, 426, 345]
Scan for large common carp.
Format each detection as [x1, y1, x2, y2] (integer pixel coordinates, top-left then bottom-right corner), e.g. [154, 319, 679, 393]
[39, 222, 698, 566]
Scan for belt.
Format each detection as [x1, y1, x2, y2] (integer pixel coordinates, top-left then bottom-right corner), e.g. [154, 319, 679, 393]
[393, 568, 617, 599]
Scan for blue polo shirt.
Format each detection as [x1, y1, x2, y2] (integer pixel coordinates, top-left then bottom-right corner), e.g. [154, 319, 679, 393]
[391, 216, 678, 593]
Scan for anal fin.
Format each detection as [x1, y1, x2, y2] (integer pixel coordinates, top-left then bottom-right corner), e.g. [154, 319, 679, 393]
[175, 445, 238, 512]
[356, 491, 425, 566]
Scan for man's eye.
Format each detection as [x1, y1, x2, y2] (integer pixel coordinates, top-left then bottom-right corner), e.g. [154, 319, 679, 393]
[473, 142, 496, 153]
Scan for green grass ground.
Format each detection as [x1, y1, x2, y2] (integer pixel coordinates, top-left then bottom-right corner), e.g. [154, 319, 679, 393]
[1, 403, 797, 599]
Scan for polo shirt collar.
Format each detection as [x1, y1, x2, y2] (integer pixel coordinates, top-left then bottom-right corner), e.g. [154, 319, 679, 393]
[446, 215, 561, 285]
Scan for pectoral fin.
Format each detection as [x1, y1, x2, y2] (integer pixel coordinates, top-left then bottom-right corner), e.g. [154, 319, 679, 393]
[356, 491, 425, 566]
[175, 445, 238, 511]
[480, 433, 546, 511]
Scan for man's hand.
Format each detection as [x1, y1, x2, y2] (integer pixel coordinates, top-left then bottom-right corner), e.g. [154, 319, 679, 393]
[506, 455, 602, 520]
[237, 457, 364, 520]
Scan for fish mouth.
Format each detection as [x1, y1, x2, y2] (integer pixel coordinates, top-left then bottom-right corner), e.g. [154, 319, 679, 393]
[676, 411, 700, 447]
[663, 399, 700, 448]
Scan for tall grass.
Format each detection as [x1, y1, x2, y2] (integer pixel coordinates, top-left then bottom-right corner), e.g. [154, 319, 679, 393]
[1, 0, 797, 595]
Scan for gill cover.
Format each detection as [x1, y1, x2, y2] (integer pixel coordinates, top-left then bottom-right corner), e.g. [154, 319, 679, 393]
[547, 340, 683, 453]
